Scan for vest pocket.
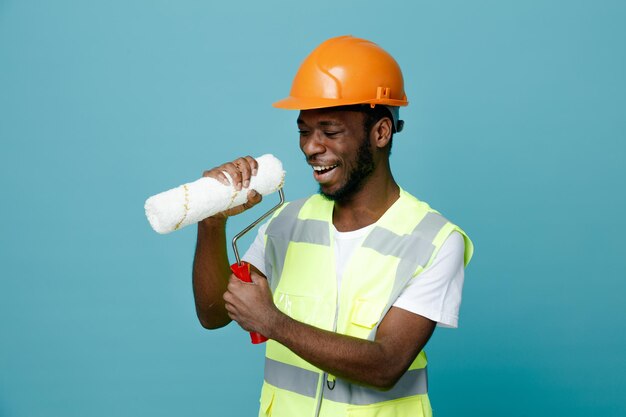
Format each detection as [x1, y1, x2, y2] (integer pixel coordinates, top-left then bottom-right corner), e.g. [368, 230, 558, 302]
[275, 292, 324, 326]
[350, 299, 384, 329]
[346, 394, 431, 417]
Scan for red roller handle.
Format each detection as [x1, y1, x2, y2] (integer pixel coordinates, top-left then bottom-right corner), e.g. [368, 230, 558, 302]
[229, 261, 268, 344]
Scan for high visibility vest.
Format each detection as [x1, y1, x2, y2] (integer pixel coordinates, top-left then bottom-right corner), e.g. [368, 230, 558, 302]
[259, 189, 473, 417]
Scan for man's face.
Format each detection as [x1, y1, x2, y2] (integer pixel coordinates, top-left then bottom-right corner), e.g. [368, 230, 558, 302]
[297, 109, 374, 202]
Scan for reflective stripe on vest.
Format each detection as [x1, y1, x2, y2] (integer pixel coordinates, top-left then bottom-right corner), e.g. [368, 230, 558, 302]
[264, 357, 428, 405]
[264, 357, 319, 398]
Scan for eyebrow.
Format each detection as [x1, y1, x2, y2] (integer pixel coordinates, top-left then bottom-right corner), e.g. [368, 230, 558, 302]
[297, 118, 343, 127]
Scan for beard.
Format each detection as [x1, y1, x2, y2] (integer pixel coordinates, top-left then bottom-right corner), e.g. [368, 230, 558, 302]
[319, 136, 374, 202]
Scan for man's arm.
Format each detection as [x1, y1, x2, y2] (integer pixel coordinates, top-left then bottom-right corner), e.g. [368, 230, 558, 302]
[223, 271, 436, 389]
[192, 156, 261, 329]
[192, 216, 232, 329]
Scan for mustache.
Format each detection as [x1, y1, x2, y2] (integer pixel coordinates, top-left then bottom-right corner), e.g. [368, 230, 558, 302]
[305, 155, 337, 165]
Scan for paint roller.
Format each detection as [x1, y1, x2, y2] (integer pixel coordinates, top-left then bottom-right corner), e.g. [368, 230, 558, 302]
[144, 154, 284, 234]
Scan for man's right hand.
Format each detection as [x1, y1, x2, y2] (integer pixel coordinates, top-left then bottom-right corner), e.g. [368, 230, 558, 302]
[202, 155, 263, 219]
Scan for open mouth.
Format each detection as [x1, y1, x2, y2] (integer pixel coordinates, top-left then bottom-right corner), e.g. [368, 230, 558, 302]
[312, 164, 339, 184]
[312, 164, 338, 175]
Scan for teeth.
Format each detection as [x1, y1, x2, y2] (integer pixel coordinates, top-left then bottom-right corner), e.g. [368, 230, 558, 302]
[313, 165, 337, 171]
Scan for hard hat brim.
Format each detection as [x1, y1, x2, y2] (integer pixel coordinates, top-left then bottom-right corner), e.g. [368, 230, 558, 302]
[273, 96, 408, 110]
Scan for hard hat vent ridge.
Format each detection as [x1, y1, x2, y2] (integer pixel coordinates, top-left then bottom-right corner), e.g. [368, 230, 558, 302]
[313, 59, 343, 100]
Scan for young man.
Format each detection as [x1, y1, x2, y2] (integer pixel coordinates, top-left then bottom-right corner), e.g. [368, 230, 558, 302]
[193, 36, 473, 417]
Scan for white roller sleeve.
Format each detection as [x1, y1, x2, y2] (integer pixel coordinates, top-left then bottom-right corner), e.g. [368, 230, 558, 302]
[145, 154, 285, 234]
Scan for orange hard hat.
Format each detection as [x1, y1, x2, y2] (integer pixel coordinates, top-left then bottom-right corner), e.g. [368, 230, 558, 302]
[273, 36, 409, 110]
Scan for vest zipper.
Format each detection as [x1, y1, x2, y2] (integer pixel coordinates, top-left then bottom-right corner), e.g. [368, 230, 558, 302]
[314, 222, 342, 417]
[313, 373, 324, 417]
[315, 272, 341, 417]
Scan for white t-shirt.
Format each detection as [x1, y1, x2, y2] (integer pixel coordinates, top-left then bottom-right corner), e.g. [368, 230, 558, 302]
[242, 222, 466, 328]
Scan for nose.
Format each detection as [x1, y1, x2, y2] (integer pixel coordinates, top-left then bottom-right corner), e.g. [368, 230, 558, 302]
[300, 132, 325, 159]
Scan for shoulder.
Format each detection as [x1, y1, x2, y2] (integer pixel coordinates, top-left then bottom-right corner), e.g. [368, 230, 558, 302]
[398, 188, 473, 267]
[272, 195, 320, 218]
[437, 231, 466, 261]
[269, 194, 332, 225]
[265, 194, 330, 238]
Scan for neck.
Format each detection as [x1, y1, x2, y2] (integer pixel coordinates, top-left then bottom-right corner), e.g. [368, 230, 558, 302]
[332, 165, 400, 232]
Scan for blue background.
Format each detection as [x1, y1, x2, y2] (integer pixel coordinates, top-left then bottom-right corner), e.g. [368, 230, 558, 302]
[1, 1, 625, 416]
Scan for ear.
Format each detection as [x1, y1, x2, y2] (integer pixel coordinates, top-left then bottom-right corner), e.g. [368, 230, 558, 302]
[371, 117, 393, 149]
